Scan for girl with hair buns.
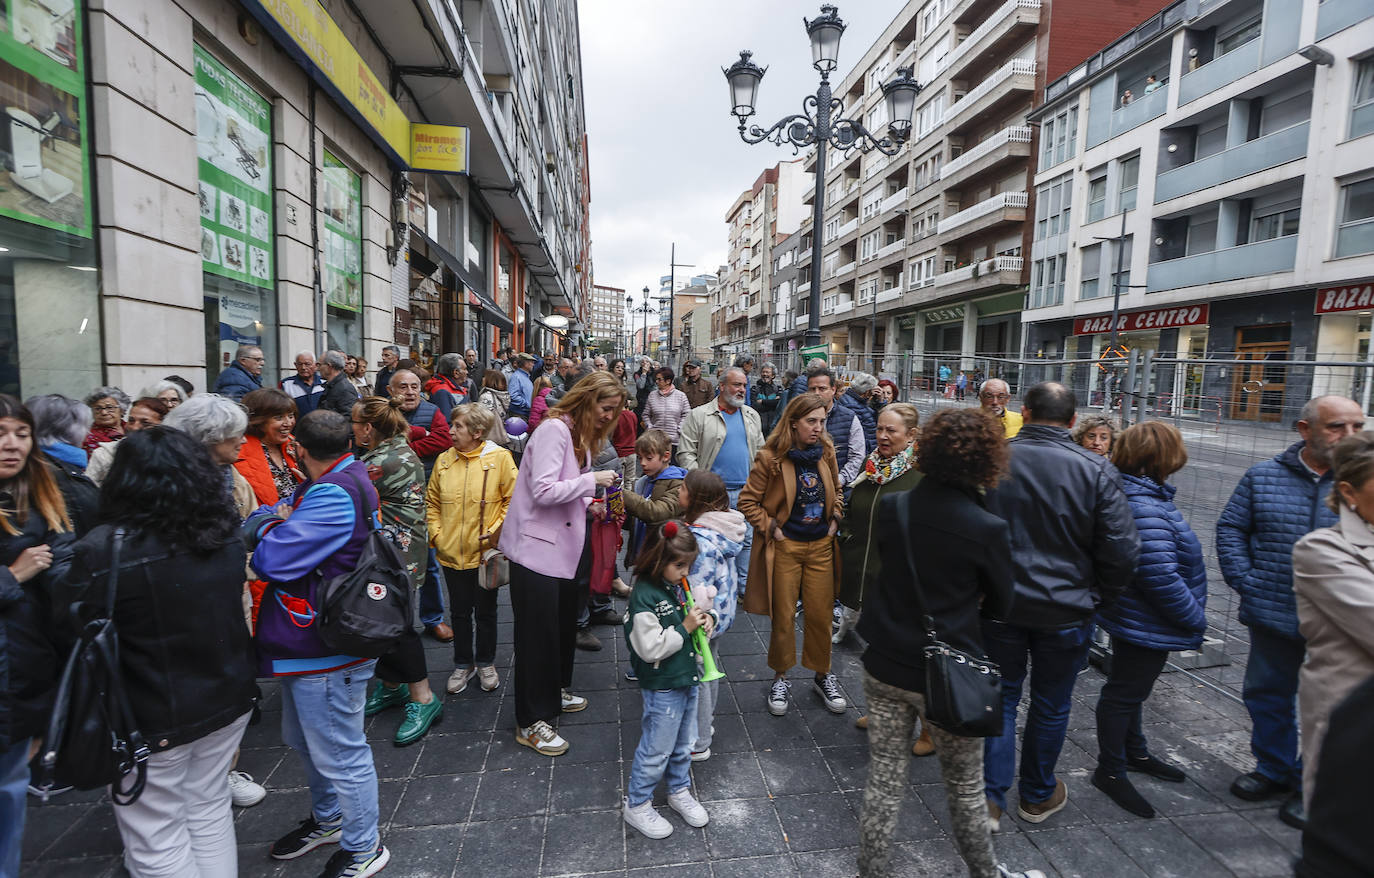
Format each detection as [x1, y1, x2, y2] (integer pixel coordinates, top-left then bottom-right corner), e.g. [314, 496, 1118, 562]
[427, 403, 517, 697]
[352, 395, 443, 747]
[499, 371, 625, 757]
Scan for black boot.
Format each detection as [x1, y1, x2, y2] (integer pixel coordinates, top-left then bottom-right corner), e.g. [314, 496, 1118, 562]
[1127, 754, 1186, 783]
[1093, 767, 1155, 818]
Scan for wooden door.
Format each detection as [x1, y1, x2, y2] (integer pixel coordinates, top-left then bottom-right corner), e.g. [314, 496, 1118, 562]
[1230, 340, 1289, 422]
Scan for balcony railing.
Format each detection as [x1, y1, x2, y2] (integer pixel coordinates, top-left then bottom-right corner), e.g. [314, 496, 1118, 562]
[933, 255, 1024, 287]
[943, 0, 1042, 75]
[937, 191, 1028, 235]
[880, 187, 909, 214]
[1179, 39, 1261, 105]
[941, 126, 1032, 178]
[1154, 121, 1309, 203]
[828, 260, 857, 279]
[877, 285, 904, 303]
[835, 217, 858, 240]
[1146, 236, 1297, 292]
[945, 59, 1036, 126]
[877, 238, 906, 260]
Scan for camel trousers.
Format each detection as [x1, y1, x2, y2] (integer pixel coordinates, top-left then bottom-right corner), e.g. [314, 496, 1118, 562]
[768, 536, 835, 675]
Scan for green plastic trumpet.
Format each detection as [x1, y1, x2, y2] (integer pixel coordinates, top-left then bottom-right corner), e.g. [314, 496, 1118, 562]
[681, 578, 725, 683]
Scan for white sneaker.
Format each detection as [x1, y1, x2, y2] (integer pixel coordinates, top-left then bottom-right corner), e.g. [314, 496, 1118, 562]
[690, 747, 711, 762]
[668, 788, 709, 827]
[832, 607, 859, 644]
[561, 689, 588, 712]
[623, 797, 673, 838]
[998, 867, 1047, 878]
[447, 666, 475, 695]
[813, 673, 848, 713]
[768, 678, 790, 716]
[227, 770, 266, 807]
[516, 721, 569, 756]
[477, 665, 500, 691]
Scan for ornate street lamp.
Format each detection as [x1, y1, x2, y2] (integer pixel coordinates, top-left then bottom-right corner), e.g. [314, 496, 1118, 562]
[627, 286, 656, 357]
[723, 4, 921, 348]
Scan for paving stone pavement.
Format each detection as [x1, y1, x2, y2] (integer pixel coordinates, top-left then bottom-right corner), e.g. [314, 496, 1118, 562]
[23, 589, 1302, 878]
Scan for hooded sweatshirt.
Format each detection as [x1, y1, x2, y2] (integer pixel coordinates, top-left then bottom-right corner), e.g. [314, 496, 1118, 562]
[689, 509, 747, 638]
[628, 464, 687, 553]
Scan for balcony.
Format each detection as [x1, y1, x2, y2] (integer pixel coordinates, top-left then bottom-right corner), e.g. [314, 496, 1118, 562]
[1146, 236, 1297, 292]
[827, 259, 857, 279]
[940, 126, 1032, 191]
[876, 238, 906, 261]
[944, 59, 1036, 134]
[1318, 0, 1369, 39]
[1179, 39, 1260, 105]
[880, 187, 909, 214]
[825, 216, 859, 244]
[938, 190, 1028, 237]
[1154, 122, 1309, 203]
[931, 255, 1024, 297]
[797, 280, 811, 294]
[944, 0, 1042, 80]
[1110, 85, 1168, 137]
[865, 151, 892, 181]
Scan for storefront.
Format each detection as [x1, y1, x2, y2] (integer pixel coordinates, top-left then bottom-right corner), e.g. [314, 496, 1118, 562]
[0, 0, 102, 398]
[1312, 281, 1374, 411]
[1071, 304, 1210, 408]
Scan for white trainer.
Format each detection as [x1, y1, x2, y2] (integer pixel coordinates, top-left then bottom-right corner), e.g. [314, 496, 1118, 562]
[227, 770, 266, 807]
[447, 666, 475, 695]
[667, 788, 709, 827]
[560, 689, 588, 712]
[998, 867, 1047, 878]
[623, 798, 673, 838]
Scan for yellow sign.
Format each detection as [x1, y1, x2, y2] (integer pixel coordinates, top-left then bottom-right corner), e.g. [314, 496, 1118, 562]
[411, 124, 469, 174]
[250, 0, 462, 170]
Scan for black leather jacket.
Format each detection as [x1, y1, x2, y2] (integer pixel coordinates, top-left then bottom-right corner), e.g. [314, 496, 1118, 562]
[985, 423, 1140, 629]
[57, 526, 256, 752]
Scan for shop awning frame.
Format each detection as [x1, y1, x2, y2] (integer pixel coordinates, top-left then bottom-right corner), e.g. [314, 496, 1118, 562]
[410, 225, 513, 332]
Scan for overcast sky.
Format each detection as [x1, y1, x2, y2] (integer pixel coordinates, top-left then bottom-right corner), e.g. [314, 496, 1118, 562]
[578, 1, 897, 324]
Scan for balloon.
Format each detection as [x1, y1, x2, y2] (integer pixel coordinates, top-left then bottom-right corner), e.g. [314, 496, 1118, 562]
[504, 417, 528, 437]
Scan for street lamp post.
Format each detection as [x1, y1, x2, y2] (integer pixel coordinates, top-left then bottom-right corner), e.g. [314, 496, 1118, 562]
[723, 4, 921, 350]
[627, 287, 657, 358]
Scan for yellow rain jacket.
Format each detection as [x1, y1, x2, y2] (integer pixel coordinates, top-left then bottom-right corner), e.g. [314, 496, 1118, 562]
[426, 439, 518, 570]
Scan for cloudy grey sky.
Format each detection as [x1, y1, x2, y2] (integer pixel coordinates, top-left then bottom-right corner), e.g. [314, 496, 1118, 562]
[578, 1, 897, 324]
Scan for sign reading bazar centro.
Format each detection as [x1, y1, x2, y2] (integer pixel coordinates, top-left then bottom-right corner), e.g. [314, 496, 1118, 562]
[1314, 284, 1374, 314]
[1073, 304, 1209, 336]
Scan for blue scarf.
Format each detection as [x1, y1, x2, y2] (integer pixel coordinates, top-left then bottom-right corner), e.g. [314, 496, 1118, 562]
[44, 442, 87, 468]
[787, 443, 825, 465]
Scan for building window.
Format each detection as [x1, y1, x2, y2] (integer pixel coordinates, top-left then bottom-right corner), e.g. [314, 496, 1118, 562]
[1119, 156, 1139, 212]
[1336, 177, 1374, 258]
[1112, 236, 1133, 293]
[1034, 174, 1072, 241]
[1030, 255, 1064, 308]
[1079, 244, 1101, 300]
[1352, 58, 1374, 140]
[1086, 174, 1107, 222]
[1251, 206, 1300, 242]
[1217, 17, 1262, 56]
[1040, 105, 1078, 168]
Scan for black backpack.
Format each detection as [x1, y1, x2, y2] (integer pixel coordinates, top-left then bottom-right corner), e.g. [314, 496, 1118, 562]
[38, 529, 150, 803]
[315, 469, 412, 658]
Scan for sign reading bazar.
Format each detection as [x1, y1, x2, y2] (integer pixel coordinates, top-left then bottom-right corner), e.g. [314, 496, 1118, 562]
[1073, 304, 1209, 336]
[1314, 284, 1374, 314]
[244, 0, 467, 173]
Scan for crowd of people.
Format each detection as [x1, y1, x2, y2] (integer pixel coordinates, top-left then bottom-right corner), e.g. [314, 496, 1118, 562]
[1, 346, 1371, 878]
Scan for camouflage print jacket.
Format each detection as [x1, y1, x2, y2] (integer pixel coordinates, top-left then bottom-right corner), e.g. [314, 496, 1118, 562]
[360, 434, 429, 591]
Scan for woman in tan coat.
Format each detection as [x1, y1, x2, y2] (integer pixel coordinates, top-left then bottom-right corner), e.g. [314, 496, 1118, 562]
[1293, 431, 1374, 812]
[738, 392, 845, 718]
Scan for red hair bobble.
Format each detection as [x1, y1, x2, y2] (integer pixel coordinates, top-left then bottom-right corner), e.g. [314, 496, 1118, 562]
[663, 521, 678, 538]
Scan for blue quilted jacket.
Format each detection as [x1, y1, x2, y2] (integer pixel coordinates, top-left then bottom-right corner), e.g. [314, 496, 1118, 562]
[837, 390, 877, 454]
[1098, 474, 1208, 651]
[1216, 441, 1335, 639]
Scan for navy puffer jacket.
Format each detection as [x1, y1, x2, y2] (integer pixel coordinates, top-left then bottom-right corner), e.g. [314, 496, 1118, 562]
[1216, 441, 1335, 639]
[1098, 473, 1207, 651]
[837, 390, 877, 454]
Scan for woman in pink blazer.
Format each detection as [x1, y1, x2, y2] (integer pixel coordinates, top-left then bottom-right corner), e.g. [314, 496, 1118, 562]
[499, 371, 626, 756]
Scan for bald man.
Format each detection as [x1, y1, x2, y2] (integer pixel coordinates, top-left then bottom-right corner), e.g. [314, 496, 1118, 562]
[979, 378, 1022, 438]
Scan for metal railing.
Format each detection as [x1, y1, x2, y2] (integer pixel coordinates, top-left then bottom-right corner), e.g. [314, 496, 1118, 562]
[941, 125, 1032, 178]
[937, 190, 1028, 234]
[943, 0, 1042, 74]
[945, 58, 1036, 125]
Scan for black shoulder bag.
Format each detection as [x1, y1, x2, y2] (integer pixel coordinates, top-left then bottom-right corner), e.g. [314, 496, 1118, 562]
[38, 528, 150, 803]
[315, 469, 412, 658]
[895, 498, 1004, 738]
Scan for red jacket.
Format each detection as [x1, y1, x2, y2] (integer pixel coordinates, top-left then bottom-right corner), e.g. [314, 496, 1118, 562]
[612, 410, 638, 458]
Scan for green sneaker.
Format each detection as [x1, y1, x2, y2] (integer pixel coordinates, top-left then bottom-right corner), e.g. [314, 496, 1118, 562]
[394, 695, 443, 747]
[364, 682, 409, 717]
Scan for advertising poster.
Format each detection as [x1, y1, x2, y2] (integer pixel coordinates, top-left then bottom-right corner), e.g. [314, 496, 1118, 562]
[322, 150, 361, 312]
[194, 45, 274, 290]
[0, 0, 92, 236]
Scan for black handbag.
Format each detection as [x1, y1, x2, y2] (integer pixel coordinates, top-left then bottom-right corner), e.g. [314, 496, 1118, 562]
[315, 470, 412, 658]
[38, 528, 150, 803]
[895, 498, 1004, 738]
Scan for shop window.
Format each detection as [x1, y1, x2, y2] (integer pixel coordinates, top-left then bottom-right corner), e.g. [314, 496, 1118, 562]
[467, 207, 489, 288]
[0, 1, 100, 397]
[322, 151, 362, 354]
[196, 45, 278, 387]
[1352, 58, 1374, 140]
[1336, 176, 1374, 258]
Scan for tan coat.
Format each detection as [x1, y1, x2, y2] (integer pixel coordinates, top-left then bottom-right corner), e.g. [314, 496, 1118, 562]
[1292, 504, 1374, 805]
[738, 445, 843, 617]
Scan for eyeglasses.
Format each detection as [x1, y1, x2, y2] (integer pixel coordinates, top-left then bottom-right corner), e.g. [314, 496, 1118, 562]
[92, 403, 122, 413]
[980, 392, 1010, 401]
[244, 356, 265, 363]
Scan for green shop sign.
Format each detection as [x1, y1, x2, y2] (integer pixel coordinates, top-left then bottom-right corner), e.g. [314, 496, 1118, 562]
[0, 0, 93, 237]
[322, 151, 361, 312]
[194, 45, 274, 290]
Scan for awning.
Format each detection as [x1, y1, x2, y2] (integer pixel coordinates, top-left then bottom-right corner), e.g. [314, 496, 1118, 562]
[409, 225, 513, 332]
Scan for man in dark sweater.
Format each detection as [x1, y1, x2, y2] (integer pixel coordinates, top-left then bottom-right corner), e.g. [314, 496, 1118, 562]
[981, 381, 1140, 829]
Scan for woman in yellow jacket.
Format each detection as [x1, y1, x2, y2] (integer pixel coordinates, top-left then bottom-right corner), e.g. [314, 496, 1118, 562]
[427, 403, 518, 696]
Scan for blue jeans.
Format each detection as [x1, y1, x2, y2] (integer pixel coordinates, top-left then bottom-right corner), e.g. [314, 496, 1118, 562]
[280, 661, 380, 854]
[627, 687, 699, 807]
[0, 737, 29, 878]
[982, 619, 1093, 810]
[421, 548, 447, 628]
[726, 487, 752, 591]
[1242, 625, 1305, 787]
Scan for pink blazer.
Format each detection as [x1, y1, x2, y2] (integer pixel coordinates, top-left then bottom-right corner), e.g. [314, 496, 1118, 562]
[498, 416, 597, 579]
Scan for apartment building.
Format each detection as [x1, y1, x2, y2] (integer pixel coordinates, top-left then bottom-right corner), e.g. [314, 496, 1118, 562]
[657, 271, 716, 355]
[714, 160, 808, 355]
[0, 0, 587, 398]
[768, 227, 809, 353]
[588, 284, 625, 352]
[1025, 0, 1374, 418]
[805, 0, 1167, 381]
